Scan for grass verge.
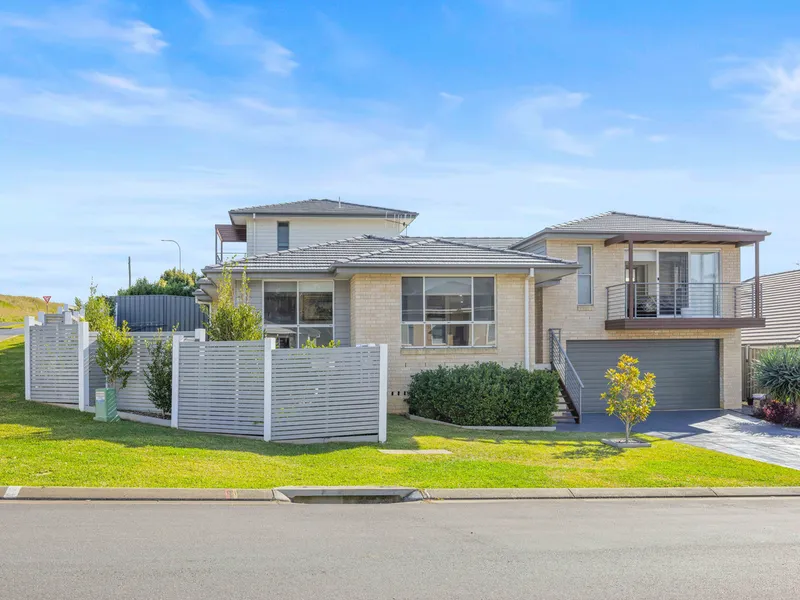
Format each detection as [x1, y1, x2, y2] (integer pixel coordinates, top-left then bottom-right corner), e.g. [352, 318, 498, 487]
[2, 336, 800, 489]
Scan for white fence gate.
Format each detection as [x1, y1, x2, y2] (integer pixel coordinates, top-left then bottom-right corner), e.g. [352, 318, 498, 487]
[26, 320, 80, 404]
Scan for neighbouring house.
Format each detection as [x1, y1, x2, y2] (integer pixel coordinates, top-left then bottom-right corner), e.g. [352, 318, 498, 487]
[741, 269, 800, 401]
[196, 200, 769, 419]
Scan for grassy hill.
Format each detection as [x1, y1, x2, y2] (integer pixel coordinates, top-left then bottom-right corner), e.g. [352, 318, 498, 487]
[0, 295, 64, 324]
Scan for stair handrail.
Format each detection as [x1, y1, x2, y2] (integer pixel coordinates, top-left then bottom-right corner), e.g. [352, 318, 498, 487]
[549, 330, 584, 421]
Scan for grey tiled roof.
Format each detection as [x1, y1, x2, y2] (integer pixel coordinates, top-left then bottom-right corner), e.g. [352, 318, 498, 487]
[742, 270, 800, 346]
[406, 236, 525, 249]
[204, 235, 575, 274]
[229, 199, 418, 218]
[542, 211, 769, 235]
[339, 238, 575, 268]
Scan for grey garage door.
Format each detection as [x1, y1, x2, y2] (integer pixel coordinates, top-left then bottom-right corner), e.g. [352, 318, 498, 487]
[566, 340, 720, 412]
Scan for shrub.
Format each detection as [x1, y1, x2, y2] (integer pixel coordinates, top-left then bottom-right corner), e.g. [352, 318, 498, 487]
[760, 399, 795, 425]
[205, 264, 263, 342]
[602, 354, 656, 443]
[144, 331, 173, 417]
[118, 268, 199, 297]
[84, 283, 115, 333]
[301, 338, 341, 349]
[407, 362, 559, 427]
[754, 347, 800, 408]
[96, 319, 134, 392]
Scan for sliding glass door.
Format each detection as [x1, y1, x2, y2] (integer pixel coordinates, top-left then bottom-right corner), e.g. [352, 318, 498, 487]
[688, 252, 720, 317]
[658, 252, 689, 317]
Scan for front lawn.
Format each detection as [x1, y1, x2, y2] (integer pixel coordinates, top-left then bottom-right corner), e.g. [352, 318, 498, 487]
[2, 335, 800, 488]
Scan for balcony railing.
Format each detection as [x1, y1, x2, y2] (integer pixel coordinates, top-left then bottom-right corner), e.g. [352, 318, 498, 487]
[606, 281, 762, 321]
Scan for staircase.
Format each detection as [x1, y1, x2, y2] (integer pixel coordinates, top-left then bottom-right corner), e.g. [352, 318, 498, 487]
[548, 330, 584, 424]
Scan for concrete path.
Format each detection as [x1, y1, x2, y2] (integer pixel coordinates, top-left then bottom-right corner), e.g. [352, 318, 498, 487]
[561, 410, 800, 471]
[2, 498, 800, 599]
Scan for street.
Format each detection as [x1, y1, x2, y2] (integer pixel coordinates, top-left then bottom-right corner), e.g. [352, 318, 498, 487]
[2, 498, 799, 599]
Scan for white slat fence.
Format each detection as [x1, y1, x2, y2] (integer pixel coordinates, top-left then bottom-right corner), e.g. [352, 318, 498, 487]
[173, 341, 388, 443]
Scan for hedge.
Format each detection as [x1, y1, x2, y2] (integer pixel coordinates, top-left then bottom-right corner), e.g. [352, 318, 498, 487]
[407, 362, 560, 427]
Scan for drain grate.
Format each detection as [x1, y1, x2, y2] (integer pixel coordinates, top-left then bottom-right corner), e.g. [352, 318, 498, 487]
[274, 487, 423, 504]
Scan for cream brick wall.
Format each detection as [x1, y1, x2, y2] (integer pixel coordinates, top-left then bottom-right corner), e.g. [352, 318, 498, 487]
[541, 239, 743, 409]
[350, 273, 535, 414]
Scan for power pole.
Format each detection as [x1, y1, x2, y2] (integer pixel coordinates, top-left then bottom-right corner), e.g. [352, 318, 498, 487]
[128, 256, 132, 288]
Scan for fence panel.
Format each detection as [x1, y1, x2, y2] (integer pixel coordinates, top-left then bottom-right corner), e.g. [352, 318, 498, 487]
[176, 340, 265, 435]
[117, 331, 195, 413]
[115, 295, 207, 332]
[270, 346, 382, 441]
[29, 323, 80, 403]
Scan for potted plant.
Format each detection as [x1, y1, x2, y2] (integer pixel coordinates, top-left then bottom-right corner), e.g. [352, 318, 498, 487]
[601, 354, 656, 448]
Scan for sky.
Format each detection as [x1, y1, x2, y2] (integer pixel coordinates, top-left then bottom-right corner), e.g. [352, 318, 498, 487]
[1, 0, 799, 302]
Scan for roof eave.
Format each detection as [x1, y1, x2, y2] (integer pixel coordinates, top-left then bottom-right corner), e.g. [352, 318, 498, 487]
[604, 232, 770, 247]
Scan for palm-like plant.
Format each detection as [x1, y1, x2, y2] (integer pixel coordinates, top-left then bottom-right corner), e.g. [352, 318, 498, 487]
[754, 346, 800, 409]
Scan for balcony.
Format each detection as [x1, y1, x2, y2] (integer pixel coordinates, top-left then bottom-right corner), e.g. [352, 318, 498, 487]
[605, 282, 765, 330]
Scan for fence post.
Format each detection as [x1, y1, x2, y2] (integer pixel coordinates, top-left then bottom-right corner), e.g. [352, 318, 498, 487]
[194, 328, 206, 342]
[378, 344, 388, 443]
[77, 321, 89, 411]
[24, 316, 34, 400]
[37, 311, 45, 324]
[264, 338, 276, 442]
[171, 334, 184, 428]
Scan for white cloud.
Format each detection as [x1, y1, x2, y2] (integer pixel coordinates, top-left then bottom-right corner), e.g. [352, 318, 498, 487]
[505, 88, 593, 156]
[187, 3, 298, 75]
[439, 91, 464, 109]
[186, 0, 214, 20]
[648, 134, 669, 143]
[261, 41, 299, 76]
[0, 5, 167, 54]
[713, 45, 800, 140]
[603, 127, 634, 138]
[82, 72, 167, 97]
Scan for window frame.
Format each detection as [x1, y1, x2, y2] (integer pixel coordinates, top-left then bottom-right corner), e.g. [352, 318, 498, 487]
[577, 245, 593, 306]
[262, 279, 335, 348]
[277, 222, 290, 251]
[400, 275, 497, 349]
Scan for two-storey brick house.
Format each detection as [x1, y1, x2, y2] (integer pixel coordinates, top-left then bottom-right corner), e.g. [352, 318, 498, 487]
[198, 200, 768, 420]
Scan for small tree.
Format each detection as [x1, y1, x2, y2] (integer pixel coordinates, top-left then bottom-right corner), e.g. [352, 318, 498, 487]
[84, 282, 115, 333]
[144, 331, 173, 417]
[205, 264, 263, 341]
[754, 347, 800, 412]
[96, 319, 134, 392]
[602, 354, 656, 443]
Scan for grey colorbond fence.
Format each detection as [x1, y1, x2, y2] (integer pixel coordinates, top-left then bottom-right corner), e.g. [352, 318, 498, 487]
[271, 347, 383, 441]
[173, 340, 388, 442]
[116, 331, 201, 413]
[174, 339, 266, 436]
[115, 295, 207, 332]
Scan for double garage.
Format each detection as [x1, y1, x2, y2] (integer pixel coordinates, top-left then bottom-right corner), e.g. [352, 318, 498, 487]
[565, 339, 721, 412]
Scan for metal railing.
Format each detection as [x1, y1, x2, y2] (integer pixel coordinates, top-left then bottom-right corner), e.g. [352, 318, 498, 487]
[549, 329, 584, 423]
[606, 281, 761, 320]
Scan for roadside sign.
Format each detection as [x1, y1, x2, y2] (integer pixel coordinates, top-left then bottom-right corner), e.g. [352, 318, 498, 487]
[42, 296, 51, 312]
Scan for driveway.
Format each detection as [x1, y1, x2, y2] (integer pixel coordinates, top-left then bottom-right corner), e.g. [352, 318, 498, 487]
[560, 410, 800, 471]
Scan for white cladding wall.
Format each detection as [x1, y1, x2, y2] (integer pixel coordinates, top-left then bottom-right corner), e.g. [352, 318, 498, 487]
[246, 216, 408, 255]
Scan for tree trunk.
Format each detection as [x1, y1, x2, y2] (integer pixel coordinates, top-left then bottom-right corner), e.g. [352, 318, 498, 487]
[625, 420, 631, 443]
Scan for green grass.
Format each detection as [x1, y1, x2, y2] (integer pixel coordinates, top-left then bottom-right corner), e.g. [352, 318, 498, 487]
[0, 294, 63, 324]
[2, 335, 800, 489]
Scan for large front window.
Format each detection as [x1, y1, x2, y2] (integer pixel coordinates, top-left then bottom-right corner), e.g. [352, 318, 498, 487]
[401, 276, 496, 347]
[264, 281, 333, 348]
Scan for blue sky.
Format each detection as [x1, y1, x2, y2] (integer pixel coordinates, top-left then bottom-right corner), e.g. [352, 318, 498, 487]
[1, 0, 799, 302]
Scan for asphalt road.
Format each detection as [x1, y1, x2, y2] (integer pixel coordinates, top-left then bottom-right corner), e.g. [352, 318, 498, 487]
[0, 326, 22, 341]
[2, 498, 799, 599]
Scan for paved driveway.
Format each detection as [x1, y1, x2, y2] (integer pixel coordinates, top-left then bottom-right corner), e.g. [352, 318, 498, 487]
[560, 410, 800, 471]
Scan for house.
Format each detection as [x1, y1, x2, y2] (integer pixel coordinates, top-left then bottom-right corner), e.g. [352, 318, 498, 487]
[741, 269, 800, 400]
[197, 201, 769, 419]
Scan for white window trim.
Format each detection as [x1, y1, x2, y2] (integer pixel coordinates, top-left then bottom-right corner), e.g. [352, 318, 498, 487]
[577, 245, 593, 306]
[262, 279, 335, 347]
[401, 275, 497, 349]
